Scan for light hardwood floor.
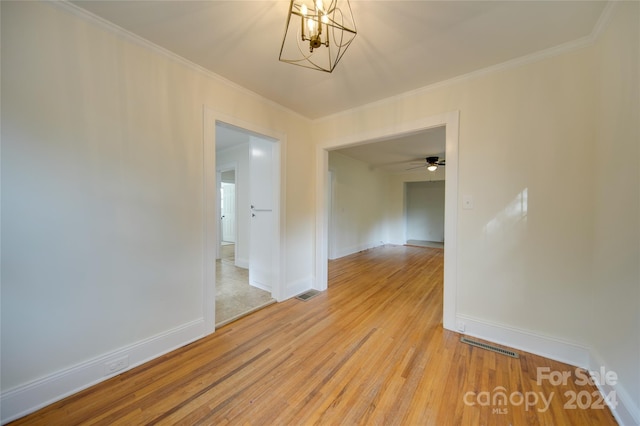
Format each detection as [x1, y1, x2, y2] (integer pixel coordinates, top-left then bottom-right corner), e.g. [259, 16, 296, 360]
[11, 245, 617, 425]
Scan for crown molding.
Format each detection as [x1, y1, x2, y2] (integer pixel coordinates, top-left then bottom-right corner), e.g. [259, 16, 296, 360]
[316, 1, 616, 124]
[48, 1, 310, 123]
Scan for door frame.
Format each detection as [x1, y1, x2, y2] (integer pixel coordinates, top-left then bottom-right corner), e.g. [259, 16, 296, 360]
[404, 179, 446, 244]
[327, 170, 337, 260]
[315, 110, 459, 331]
[216, 163, 238, 261]
[203, 107, 286, 334]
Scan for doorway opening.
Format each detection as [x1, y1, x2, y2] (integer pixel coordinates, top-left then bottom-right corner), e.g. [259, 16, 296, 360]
[220, 170, 236, 244]
[316, 111, 459, 331]
[220, 168, 237, 263]
[207, 118, 282, 329]
[405, 180, 445, 249]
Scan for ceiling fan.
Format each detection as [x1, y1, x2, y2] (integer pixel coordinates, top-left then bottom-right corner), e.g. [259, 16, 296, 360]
[406, 156, 446, 172]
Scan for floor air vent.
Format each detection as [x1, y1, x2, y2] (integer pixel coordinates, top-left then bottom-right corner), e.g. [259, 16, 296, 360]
[296, 290, 320, 301]
[460, 337, 519, 358]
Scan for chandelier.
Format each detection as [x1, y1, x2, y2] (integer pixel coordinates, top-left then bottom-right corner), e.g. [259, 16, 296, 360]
[279, 0, 357, 73]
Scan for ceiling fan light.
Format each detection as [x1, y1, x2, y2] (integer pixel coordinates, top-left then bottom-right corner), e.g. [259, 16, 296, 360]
[427, 164, 438, 172]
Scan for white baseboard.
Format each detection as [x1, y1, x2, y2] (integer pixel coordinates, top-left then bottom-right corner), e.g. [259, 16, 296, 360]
[235, 257, 249, 269]
[284, 276, 315, 301]
[589, 350, 640, 426]
[332, 242, 384, 260]
[1, 319, 206, 424]
[457, 315, 639, 425]
[457, 314, 590, 367]
[249, 279, 272, 293]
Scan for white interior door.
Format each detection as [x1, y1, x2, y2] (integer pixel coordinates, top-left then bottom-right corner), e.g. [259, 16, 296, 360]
[221, 182, 236, 243]
[249, 137, 274, 292]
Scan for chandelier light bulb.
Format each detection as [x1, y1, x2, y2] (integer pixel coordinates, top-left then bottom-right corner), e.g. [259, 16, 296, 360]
[280, 0, 357, 72]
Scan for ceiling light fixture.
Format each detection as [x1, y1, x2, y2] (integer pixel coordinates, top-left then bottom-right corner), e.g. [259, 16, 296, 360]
[279, 0, 357, 73]
[427, 164, 438, 172]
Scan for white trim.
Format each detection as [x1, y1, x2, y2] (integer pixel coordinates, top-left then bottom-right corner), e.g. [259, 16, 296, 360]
[315, 111, 460, 331]
[52, 0, 615, 126]
[457, 314, 590, 367]
[50, 1, 308, 122]
[314, 147, 330, 292]
[203, 107, 287, 303]
[216, 170, 223, 260]
[315, 16, 616, 125]
[331, 242, 385, 261]
[235, 257, 250, 269]
[249, 280, 272, 293]
[458, 315, 640, 426]
[0, 319, 205, 424]
[316, 36, 591, 123]
[442, 111, 459, 331]
[327, 170, 337, 260]
[202, 108, 217, 335]
[284, 276, 316, 301]
[270, 137, 285, 301]
[216, 161, 239, 261]
[590, 1, 617, 42]
[588, 350, 640, 426]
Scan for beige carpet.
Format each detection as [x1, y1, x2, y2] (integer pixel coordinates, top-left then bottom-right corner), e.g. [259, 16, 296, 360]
[216, 244, 275, 326]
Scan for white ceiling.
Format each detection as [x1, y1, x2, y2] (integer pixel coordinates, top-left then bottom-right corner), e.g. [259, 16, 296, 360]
[70, 0, 606, 172]
[72, 0, 606, 120]
[335, 125, 446, 173]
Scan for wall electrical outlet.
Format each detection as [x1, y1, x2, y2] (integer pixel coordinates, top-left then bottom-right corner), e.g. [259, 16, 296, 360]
[104, 355, 129, 376]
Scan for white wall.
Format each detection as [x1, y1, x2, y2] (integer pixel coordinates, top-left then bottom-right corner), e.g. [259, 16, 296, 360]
[314, 4, 639, 422]
[386, 170, 446, 245]
[2, 1, 637, 424]
[316, 37, 596, 344]
[217, 143, 250, 267]
[328, 152, 389, 258]
[589, 2, 640, 424]
[405, 180, 446, 242]
[0, 1, 314, 421]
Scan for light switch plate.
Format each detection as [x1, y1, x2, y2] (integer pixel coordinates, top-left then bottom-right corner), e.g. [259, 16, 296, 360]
[463, 195, 474, 210]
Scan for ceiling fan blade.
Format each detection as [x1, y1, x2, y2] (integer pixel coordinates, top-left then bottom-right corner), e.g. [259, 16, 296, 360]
[405, 165, 425, 171]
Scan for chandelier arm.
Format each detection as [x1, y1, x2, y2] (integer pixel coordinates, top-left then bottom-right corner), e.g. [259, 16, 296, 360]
[280, 0, 356, 72]
[329, 8, 353, 48]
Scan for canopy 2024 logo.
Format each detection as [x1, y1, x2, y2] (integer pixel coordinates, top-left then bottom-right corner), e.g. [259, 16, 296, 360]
[463, 366, 618, 415]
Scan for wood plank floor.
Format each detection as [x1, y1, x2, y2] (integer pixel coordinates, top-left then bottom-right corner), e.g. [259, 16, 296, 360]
[11, 245, 617, 425]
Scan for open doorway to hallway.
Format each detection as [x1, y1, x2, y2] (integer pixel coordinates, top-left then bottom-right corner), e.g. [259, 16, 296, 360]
[316, 111, 459, 331]
[327, 125, 446, 259]
[405, 180, 445, 249]
[214, 122, 278, 326]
